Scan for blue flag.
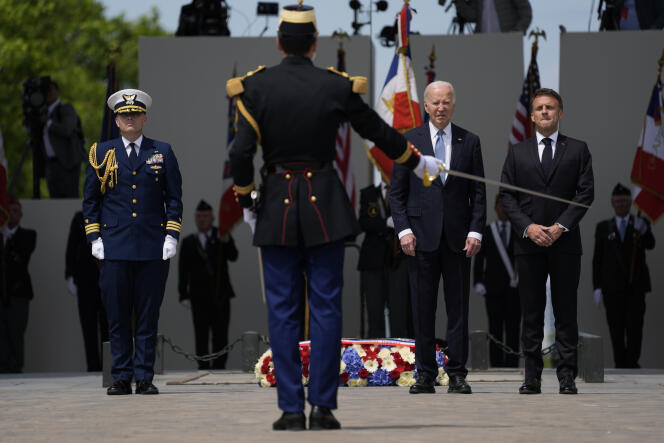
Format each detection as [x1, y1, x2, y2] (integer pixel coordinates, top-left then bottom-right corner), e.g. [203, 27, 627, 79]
[99, 62, 119, 142]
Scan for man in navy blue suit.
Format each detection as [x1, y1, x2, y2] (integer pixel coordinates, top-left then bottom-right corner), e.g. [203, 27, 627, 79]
[83, 89, 183, 395]
[391, 80, 486, 395]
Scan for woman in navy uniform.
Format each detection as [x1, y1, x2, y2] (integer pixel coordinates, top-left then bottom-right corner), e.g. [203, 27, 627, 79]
[228, 1, 442, 431]
[83, 89, 183, 395]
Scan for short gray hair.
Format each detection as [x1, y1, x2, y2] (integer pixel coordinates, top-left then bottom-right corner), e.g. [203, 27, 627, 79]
[423, 81, 456, 104]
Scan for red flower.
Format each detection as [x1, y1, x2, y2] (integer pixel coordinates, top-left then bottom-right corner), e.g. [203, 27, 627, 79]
[361, 344, 372, 350]
[392, 353, 403, 363]
[302, 356, 310, 366]
[406, 363, 415, 371]
[395, 365, 406, 373]
[389, 370, 401, 380]
[376, 358, 382, 366]
[266, 373, 276, 385]
[340, 372, 350, 383]
[261, 364, 270, 374]
[436, 344, 440, 351]
[358, 369, 370, 379]
[300, 346, 311, 357]
[302, 366, 309, 377]
[444, 356, 449, 364]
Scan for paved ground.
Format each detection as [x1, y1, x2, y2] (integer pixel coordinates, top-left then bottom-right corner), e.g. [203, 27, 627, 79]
[1, 369, 663, 442]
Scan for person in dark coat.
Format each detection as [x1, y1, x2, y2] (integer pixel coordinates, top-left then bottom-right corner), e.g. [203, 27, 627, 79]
[0, 199, 37, 373]
[178, 200, 238, 370]
[592, 183, 655, 368]
[227, 3, 441, 431]
[65, 211, 109, 372]
[473, 195, 520, 367]
[358, 182, 412, 339]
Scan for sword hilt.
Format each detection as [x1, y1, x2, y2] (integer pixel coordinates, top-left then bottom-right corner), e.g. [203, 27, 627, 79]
[422, 163, 447, 187]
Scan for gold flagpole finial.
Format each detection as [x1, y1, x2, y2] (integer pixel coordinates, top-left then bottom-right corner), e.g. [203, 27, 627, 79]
[298, 0, 303, 8]
[528, 28, 546, 57]
[332, 30, 349, 49]
[428, 45, 436, 69]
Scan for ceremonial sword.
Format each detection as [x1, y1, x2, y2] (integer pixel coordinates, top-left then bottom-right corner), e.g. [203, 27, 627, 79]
[423, 164, 591, 209]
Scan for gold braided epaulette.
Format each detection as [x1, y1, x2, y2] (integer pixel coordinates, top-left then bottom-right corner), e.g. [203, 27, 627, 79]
[226, 65, 266, 97]
[88, 143, 118, 194]
[327, 67, 368, 94]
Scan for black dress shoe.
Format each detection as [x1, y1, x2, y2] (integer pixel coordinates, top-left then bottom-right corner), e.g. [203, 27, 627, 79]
[559, 376, 578, 394]
[135, 380, 159, 395]
[107, 379, 132, 395]
[409, 375, 435, 394]
[273, 412, 306, 431]
[309, 406, 340, 430]
[448, 375, 472, 394]
[519, 378, 542, 394]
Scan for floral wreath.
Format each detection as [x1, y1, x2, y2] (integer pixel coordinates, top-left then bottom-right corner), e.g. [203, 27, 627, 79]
[255, 338, 449, 388]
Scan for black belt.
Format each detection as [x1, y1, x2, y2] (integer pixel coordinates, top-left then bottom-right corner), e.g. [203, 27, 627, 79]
[262, 161, 332, 175]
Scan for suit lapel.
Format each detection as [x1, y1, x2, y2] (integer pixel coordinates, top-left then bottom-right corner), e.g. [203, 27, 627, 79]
[418, 124, 434, 156]
[547, 134, 568, 182]
[448, 124, 463, 184]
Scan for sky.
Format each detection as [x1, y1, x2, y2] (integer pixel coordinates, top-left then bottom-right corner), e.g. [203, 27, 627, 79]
[99, 0, 602, 96]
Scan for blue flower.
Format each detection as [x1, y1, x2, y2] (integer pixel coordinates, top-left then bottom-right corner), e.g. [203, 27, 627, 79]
[368, 369, 392, 386]
[342, 348, 364, 373]
[435, 350, 446, 367]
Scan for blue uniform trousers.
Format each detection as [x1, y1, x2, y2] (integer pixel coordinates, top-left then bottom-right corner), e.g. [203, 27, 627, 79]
[261, 241, 344, 413]
[100, 259, 169, 381]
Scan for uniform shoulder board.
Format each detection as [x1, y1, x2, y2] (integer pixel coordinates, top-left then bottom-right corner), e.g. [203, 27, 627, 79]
[226, 65, 266, 97]
[326, 67, 367, 95]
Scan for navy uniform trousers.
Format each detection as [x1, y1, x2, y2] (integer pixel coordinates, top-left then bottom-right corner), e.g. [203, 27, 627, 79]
[100, 259, 169, 382]
[261, 240, 344, 413]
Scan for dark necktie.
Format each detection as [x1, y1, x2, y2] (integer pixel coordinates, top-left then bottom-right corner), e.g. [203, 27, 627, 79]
[129, 142, 138, 168]
[541, 137, 553, 176]
[499, 222, 508, 247]
[619, 218, 627, 242]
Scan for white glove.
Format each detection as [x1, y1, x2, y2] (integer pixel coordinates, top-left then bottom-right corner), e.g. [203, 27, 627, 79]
[163, 234, 178, 260]
[413, 155, 445, 180]
[243, 208, 257, 234]
[66, 276, 77, 296]
[593, 288, 602, 307]
[633, 216, 647, 235]
[180, 299, 191, 309]
[386, 216, 394, 229]
[474, 283, 487, 296]
[91, 238, 104, 260]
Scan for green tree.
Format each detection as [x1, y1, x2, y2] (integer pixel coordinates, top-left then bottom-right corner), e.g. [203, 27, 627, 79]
[0, 0, 167, 198]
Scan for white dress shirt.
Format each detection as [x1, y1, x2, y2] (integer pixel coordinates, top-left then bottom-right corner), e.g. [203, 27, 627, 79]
[397, 121, 482, 242]
[2, 224, 18, 246]
[535, 130, 559, 161]
[198, 229, 213, 249]
[122, 135, 143, 157]
[496, 220, 511, 246]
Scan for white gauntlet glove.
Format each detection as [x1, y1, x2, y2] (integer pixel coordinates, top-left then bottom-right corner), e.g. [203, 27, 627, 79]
[163, 235, 178, 260]
[243, 208, 257, 234]
[91, 238, 104, 260]
[66, 276, 78, 296]
[413, 155, 445, 180]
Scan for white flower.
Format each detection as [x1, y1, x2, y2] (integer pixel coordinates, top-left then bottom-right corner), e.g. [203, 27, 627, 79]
[302, 375, 309, 386]
[397, 371, 416, 387]
[348, 378, 368, 387]
[364, 359, 379, 373]
[402, 351, 416, 364]
[381, 358, 397, 372]
[352, 344, 366, 357]
[436, 368, 449, 386]
[339, 360, 346, 374]
[260, 378, 272, 388]
[377, 348, 392, 360]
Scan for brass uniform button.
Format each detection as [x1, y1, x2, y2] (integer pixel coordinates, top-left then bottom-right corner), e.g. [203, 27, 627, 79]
[132, 171, 136, 176]
[306, 171, 313, 178]
[285, 173, 292, 180]
[132, 184, 137, 189]
[155, 178, 159, 182]
[160, 223, 164, 227]
[310, 195, 317, 202]
[132, 199, 137, 204]
[132, 212, 137, 217]
[284, 198, 290, 205]
[103, 224, 107, 227]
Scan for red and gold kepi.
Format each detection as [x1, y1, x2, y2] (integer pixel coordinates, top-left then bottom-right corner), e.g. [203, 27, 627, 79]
[107, 88, 152, 114]
[278, 0, 318, 36]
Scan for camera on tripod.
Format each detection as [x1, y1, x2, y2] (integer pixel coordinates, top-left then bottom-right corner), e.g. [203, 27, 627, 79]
[22, 75, 51, 116]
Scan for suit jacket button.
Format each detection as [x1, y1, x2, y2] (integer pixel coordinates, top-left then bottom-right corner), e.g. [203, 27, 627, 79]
[285, 173, 292, 180]
[132, 199, 137, 204]
[310, 195, 317, 202]
[161, 223, 164, 227]
[284, 198, 290, 205]
[132, 212, 137, 217]
[155, 178, 159, 182]
[132, 184, 137, 189]
[306, 171, 313, 178]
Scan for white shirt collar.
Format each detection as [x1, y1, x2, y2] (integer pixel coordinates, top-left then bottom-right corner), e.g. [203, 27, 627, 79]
[429, 121, 452, 139]
[3, 224, 18, 239]
[122, 135, 143, 150]
[615, 214, 630, 225]
[536, 130, 559, 146]
[47, 99, 61, 116]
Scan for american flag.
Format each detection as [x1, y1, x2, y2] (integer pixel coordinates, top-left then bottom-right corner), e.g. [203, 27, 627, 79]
[218, 67, 243, 237]
[334, 45, 356, 209]
[509, 48, 541, 147]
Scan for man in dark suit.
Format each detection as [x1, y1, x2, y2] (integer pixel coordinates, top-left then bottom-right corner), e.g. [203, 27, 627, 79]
[500, 88, 594, 395]
[391, 80, 486, 395]
[358, 182, 412, 339]
[65, 211, 108, 372]
[592, 183, 655, 368]
[41, 80, 85, 198]
[0, 199, 37, 373]
[473, 195, 520, 367]
[83, 88, 183, 395]
[228, 3, 441, 431]
[178, 200, 238, 370]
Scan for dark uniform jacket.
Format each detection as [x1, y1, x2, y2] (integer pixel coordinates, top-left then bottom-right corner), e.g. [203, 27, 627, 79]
[473, 222, 516, 296]
[65, 211, 99, 288]
[229, 55, 418, 248]
[592, 215, 655, 294]
[357, 185, 401, 271]
[1, 227, 37, 301]
[178, 228, 238, 302]
[47, 102, 86, 169]
[82, 136, 183, 260]
[500, 134, 594, 256]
